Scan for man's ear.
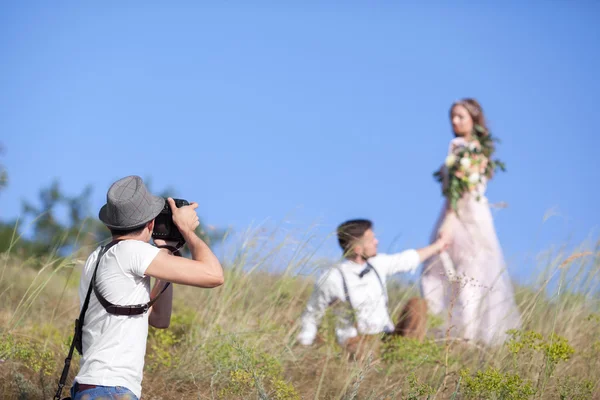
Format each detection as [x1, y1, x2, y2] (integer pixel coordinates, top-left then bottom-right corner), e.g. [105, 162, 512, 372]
[147, 220, 155, 233]
[351, 244, 362, 258]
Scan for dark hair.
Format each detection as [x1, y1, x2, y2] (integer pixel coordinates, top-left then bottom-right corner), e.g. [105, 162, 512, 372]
[108, 224, 147, 237]
[337, 219, 373, 254]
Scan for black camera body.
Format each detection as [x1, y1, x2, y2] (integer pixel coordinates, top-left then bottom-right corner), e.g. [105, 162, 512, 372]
[152, 198, 189, 243]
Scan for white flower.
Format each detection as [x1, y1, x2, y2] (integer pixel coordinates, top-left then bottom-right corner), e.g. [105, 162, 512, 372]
[445, 155, 457, 167]
[468, 142, 478, 151]
[468, 172, 480, 183]
[460, 157, 471, 169]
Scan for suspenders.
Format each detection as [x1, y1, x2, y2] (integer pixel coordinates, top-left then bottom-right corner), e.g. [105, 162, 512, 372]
[334, 262, 387, 313]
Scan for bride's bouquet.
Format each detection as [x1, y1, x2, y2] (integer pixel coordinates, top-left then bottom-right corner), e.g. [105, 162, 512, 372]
[433, 125, 506, 212]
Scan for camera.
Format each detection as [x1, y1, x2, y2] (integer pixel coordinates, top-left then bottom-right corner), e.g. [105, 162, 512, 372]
[152, 198, 189, 243]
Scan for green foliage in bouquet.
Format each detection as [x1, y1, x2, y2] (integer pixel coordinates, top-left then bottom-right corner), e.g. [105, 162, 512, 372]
[433, 124, 506, 211]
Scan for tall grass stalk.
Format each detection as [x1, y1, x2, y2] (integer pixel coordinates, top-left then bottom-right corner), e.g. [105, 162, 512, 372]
[0, 221, 598, 399]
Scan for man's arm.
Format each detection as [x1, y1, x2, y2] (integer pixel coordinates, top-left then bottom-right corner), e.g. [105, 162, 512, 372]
[373, 236, 450, 276]
[145, 198, 224, 288]
[416, 236, 448, 264]
[296, 271, 338, 346]
[148, 272, 173, 329]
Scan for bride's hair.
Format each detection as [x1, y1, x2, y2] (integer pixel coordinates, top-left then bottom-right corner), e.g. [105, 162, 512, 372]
[450, 98, 497, 160]
[450, 97, 496, 179]
[450, 98, 488, 137]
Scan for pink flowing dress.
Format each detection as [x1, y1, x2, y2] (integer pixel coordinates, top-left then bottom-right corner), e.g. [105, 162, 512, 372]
[421, 137, 521, 346]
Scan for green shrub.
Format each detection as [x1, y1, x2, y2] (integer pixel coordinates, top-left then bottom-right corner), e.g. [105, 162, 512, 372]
[557, 376, 594, 400]
[206, 334, 298, 399]
[460, 367, 536, 399]
[0, 333, 55, 376]
[404, 373, 435, 400]
[506, 329, 575, 379]
[380, 337, 445, 369]
[146, 305, 197, 370]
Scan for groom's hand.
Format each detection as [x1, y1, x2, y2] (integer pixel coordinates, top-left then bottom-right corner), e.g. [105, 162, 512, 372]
[417, 235, 451, 262]
[435, 232, 451, 253]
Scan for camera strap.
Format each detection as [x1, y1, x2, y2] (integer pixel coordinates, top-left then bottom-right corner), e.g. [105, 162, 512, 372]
[54, 239, 121, 400]
[156, 243, 184, 255]
[54, 241, 181, 399]
[92, 244, 180, 316]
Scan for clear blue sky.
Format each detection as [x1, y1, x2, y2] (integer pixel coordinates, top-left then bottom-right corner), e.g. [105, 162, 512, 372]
[1, 2, 598, 284]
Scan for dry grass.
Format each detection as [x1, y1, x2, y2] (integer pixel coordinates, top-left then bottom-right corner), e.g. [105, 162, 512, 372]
[0, 229, 599, 399]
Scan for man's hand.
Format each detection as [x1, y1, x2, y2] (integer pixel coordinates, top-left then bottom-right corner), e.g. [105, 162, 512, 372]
[416, 231, 452, 263]
[145, 198, 224, 288]
[153, 239, 181, 256]
[168, 197, 200, 235]
[153, 239, 179, 248]
[435, 230, 452, 253]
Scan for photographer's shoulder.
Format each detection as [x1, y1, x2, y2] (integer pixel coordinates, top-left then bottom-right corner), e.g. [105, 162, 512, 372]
[118, 238, 160, 253]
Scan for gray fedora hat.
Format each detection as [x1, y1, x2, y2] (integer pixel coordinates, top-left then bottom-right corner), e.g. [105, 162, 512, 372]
[99, 175, 165, 229]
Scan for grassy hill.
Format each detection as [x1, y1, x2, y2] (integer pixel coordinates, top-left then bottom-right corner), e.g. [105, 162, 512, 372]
[0, 233, 598, 399]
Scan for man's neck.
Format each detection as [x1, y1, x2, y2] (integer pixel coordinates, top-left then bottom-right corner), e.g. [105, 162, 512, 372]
[111, 234, 146, 243]
[345, 254, 367, 264]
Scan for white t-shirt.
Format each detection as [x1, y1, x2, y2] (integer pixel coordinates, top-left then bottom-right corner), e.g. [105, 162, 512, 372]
[74, 240, 160, 398]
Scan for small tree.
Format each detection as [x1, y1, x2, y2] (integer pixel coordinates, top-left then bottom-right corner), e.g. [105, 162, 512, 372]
[21, 179, 99, 257]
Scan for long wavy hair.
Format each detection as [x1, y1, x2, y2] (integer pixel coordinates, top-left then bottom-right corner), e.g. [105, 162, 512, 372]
[450, 98, 496, 160]
[450, 98, 499, 178]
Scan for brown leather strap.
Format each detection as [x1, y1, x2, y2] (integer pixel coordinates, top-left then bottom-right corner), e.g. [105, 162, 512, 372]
[156, 244, 182, 256]
[92, 242, 177, 316]
[76, 383, 99, 392]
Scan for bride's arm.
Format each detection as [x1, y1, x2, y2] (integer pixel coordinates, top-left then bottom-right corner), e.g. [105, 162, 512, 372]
[436, 138, 465, 237]
[439, 210, 456, 235]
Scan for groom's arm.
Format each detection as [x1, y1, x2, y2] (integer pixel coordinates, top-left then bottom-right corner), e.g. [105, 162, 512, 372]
[296, 271, 339, 345]
[371, 237, 449, 276]
[416, 238, 448, 264]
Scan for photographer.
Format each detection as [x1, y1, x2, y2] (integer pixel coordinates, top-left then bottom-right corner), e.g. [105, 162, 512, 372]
[68, 175, 224, 400]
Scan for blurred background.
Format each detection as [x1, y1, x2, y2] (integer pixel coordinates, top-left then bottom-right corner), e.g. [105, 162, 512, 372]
[1, 1, 598, 285]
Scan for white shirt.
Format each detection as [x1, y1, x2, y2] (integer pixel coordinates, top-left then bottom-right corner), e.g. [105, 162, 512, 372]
[75, 240, 160, 399]
[296, 250, 421, 346]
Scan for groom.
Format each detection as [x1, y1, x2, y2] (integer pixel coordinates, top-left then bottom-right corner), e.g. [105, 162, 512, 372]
[296, 219, 449, 353]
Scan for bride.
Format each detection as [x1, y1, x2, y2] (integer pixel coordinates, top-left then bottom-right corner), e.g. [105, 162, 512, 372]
[420, 98, 521, 346]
